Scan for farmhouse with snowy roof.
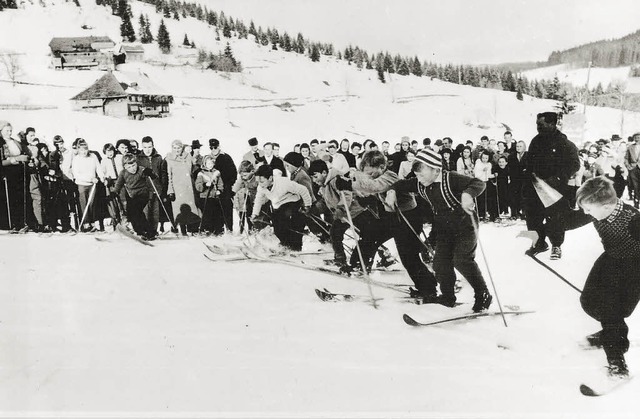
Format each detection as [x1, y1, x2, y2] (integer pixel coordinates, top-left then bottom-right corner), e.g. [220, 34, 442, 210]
[49, 36, 116, 70]
[71, 71, 173, 120]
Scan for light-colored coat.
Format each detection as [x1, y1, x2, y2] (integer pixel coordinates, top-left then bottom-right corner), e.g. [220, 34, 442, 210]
[165, 151, 198, 215]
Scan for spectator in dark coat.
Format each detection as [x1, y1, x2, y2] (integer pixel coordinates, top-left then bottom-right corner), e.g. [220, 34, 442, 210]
[209, 138, 237, 232]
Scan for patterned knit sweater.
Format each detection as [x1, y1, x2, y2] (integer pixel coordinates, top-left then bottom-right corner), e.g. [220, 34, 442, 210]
[560, 200, 640, 259]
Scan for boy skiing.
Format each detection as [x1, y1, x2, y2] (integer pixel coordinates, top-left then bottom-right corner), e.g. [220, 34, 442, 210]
[112, 153, 158, 240]
[251, 165, 312, 251]
[548, 176, 640, 379]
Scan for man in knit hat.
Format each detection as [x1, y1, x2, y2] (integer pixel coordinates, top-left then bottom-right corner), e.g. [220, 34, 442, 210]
[392, 148, 492, 312]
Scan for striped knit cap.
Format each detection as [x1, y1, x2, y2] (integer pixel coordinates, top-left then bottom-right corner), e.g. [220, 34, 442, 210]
[415, 148, 442, 169]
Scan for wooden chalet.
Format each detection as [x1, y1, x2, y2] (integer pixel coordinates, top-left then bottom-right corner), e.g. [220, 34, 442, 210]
[71, 71, 173, 119]
[49, 36, 116, 70]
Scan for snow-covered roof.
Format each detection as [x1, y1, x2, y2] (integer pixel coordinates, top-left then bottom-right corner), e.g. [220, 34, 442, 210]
[49, 36, 115, 53]
[70, 71, 172, 101]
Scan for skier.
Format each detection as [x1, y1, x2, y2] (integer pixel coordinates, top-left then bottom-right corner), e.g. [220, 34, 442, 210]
[392, 149, 493, 312]
[547, 176, 640, 379]
[251, 164, 312, 252]
[0, 121, 30, 231]
[195, 155, 225, 235]
[232, 161, 259, 233]
[336, 150, 439, 300]
[112, 153, 158, 240]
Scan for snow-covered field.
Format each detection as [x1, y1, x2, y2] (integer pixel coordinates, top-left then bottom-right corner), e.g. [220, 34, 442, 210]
[3, 0, 640, 417]
[2, 222, 640, 417]
[523, 63, 633, 91]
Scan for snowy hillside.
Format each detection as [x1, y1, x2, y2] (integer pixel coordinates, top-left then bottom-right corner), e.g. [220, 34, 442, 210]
[523, 63, 633, 90]
[3, 1, 640, 417]
[1, 0, 640, 158]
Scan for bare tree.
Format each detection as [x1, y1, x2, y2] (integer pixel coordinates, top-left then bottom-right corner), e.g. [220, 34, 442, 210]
[1, 53, 23, 86]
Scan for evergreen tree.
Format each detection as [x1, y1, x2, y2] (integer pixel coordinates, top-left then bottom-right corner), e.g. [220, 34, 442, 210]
[503, 70, 516, 92]
[376, 61, 385, 83]
[411, 56, 423, 77]
[223, 22, 232, 38]
[546, 76, 562, 100]
[383, 53, 394, 73]
[140, 14, 153, 43]
[249, 21, 257, 38]
[516, 87, 524, 101]
[397, 59, 410, 76]
[183, 34, 190, 46]
[310, 44, 320, 62]
[282, 32, 292, 52]
[157, 19, 171, 53]
[224, 42, 237, 66]
[296, 33, 305, 54]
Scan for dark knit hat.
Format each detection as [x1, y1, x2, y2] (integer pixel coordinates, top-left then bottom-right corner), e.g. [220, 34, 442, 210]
[191, 140, 202, 149]
[209, 138, 220, 148]
[415, 149, 442, 169]
[283, 152, 304, 168]
[248, 137, 258, 146]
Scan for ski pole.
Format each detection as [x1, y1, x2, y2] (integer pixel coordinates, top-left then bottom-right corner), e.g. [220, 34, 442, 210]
[78, 183, 98, 229]
[147, 176, 177, 232]
[528, 254, 582, 293]
[395, 207, 433, 254]
[471, 212, 508, 327]
[340, 191, 378, 309]
[22, 162, 27, 229]
[3, 177, 12, 230]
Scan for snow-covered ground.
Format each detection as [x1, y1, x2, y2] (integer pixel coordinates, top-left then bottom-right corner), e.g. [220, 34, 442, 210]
[2, 222, 640, 417]
[2, 0, 640, 417]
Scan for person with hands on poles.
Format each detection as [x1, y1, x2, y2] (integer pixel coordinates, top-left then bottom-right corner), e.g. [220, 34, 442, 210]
[195, 155, 225, 235]
[392, 148, 493, 312]
[113, 154, 157, 241]
[251, 164, 312, 252]
[0, 121, 30, 231]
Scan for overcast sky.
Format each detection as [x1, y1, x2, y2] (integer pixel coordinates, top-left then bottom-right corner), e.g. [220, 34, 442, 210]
[204, 0, 640, 64]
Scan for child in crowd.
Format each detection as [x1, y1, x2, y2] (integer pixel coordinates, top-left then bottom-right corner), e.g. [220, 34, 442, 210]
[233, 160, 259, 233]
[102, 143, 122, 224]
[493, 156, 510, 218]
[474, 151, 496, 221]
[195, 155, 224, 235]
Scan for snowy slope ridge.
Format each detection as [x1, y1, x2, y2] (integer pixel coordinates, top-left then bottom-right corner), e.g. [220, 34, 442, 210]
[1, 0, 640, 160]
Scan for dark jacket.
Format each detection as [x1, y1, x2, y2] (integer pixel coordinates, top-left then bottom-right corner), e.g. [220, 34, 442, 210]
[393, 172, 485, 234]
[507, 151, 528, 183]
[212, 152, 237, 197]
[526, 129, 580, 194]
[265, 156, 287, 178]
[114, 166, 151, 199]
[290, 167, 314, 201]
[136, 150, 167, 196]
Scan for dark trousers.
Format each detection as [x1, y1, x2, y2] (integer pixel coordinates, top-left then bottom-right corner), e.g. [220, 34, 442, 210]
[200, 197, 225, 235]
[524, 195, 567, 247]
[349, 211, 391, 269]
[0, 164, 27, 229]
[77, 184, 96, 225]
[330, 220, 349, 264]
[272, 201, 306, 251]
[143, 194, 160, 234]
[496, 180, 509, 215]
[127, 195, 155, 237]
[509, 180, 523, 217]
[433, 225, 488, 299]
[476, 182, 497, 220]
[581, 254, 640, 360]
[393, 208, 438, 297]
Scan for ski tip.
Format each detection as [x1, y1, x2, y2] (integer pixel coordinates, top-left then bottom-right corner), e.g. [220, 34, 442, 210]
[315, 289, 331, 301]
[580, 384, 599, 397]
[402, 314, 421, 327]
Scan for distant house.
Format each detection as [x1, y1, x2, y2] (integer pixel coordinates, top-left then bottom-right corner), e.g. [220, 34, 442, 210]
[49, 36, 115, 70]
[113, 43, 145, 65]
[71, 71, 173, 119]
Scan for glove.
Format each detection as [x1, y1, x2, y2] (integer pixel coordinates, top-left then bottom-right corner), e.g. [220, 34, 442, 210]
[167, 193, 176, 202]
[335, 176, 352, 191]
[300, 206, 311, 215]
[142, 168, 157, 179]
